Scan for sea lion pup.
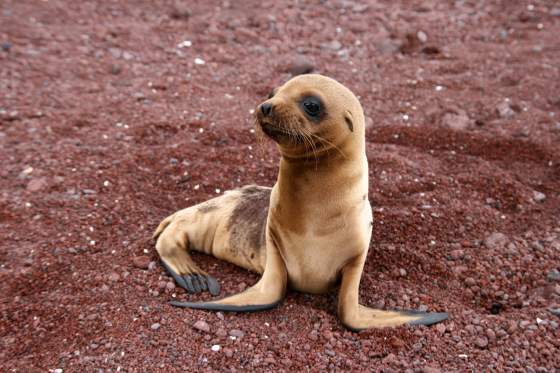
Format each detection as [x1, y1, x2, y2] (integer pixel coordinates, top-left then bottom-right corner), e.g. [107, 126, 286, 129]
[153, 74, 448, 330]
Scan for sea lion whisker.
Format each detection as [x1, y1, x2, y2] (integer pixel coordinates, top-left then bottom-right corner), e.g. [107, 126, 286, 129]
[307, 132, 347, 160]
[298, 126, 320, 169]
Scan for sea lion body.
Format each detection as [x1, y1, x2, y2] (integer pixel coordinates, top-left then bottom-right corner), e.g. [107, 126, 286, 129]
[155, 186, 269, 276]
[153, 74, 447, 329]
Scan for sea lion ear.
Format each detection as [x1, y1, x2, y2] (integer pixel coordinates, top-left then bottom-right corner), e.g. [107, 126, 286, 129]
[344, 110, 354, 132]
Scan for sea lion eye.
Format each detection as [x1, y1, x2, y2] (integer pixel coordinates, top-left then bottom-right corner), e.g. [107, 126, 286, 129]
[302, 97, 322, 117]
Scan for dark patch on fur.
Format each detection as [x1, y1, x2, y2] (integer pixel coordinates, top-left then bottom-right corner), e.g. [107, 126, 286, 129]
[227, 186, 271, 266]
[198, 200, 219, 213]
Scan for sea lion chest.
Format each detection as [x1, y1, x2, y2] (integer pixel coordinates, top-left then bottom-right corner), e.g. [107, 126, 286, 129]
[270, 203, 371, 294]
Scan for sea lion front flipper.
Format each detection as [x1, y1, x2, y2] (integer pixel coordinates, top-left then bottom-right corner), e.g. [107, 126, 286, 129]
[170, 240, 287, 312]
[338, 254, 448, 330]
[161, 260, 221, 296]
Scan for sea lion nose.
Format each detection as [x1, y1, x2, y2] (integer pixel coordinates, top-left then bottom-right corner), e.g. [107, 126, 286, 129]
[260, 102, 273, 116]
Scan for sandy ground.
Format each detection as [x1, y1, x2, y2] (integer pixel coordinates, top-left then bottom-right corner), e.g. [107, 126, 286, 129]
[1, 0, 559, 371]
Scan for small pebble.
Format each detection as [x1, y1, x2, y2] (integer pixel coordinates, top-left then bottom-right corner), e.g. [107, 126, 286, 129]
[382, 353, 396, 364]
[389, 336, 405, 348]
[474, 337, 488, 349]
[496, 100, 515, 118]
[151, 323, 161, 330]
[449, 249, 465, 260]
[215, 328, 227, 337]
[1, 42, 11, 52]
[533, 191, 546, 202]
[321, 40, 342, 51]
[193, 320, 210, 333]
[211, 344, 221, 352]
[132, 256, 150, 270]
[229, 329, 244, 338]
[223, 347, 234, 358]
[547, 269, 560, 281]
[484, 232, 508, 250]
[285, 55, 314, 76]
[486, 328, 496, 342]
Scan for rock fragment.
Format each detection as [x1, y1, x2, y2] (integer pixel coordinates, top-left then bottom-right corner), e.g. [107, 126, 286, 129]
[484, 232, 508, 250]
[27, 177, 48, 192]
[496, 100, 515, 118]
[442, 111, 471, 131]
[132, 256, 150, 270]
[193, 320, 210, 333]
[321, 40, 342, 51]
[229, 329, 244, 338]
[285, 55, 314, 76]
[474, 337, 488, 349]
[533, 191, 546, 202]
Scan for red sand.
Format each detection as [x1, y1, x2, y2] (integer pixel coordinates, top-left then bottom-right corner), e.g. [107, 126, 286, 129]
[1, 0, 559, 371]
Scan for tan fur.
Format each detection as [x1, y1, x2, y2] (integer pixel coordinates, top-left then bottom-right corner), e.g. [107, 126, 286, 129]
[153, 74, 447, 330]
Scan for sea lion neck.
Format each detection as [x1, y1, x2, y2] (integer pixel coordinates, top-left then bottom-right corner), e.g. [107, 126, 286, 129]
[275, 137, 368, 199]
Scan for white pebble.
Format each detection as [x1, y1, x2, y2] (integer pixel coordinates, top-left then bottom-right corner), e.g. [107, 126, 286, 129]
[215, 188, 221, 194]
[194, 184, 200, 190]
[417, 30, 428, 43]
[211, 344, 221, 352]
[435, 85, 444, 91]
[177, 40, 192, 48]
[194, 58, 205, 65]
[103, 180, 110, 187]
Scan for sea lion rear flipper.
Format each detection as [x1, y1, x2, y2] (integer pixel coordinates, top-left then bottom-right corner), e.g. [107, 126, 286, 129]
[171, 242, 287, 312]
[339, 254, 448, 330]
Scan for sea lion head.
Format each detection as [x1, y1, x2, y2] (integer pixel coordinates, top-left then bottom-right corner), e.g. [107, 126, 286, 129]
[255, 74, 364, 158]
